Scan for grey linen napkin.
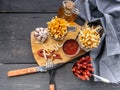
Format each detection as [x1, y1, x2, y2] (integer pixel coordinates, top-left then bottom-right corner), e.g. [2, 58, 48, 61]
[75, 0, 120, 83]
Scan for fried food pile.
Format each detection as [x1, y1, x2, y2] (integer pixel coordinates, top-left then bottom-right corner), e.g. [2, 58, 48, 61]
[47, 16, 68, 40]
[78, 23, 101, 50]
[72, 56, 94, 80]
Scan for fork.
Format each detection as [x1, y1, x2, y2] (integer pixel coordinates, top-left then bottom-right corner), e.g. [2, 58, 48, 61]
[43, 50, 56, 90]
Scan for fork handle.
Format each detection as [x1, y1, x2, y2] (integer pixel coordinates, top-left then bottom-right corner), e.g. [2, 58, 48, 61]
[49, 84, 55, 90]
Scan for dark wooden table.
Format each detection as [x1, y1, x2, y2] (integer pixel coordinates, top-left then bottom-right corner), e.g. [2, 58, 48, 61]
[0, 0, 120, 90]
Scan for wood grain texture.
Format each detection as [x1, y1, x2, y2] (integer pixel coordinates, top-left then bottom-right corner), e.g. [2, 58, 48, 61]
[0, 14, 86, 64]
[0, 1, 118, 90]
[49, 84, 55, 90]
[31, 23, 85, 66]
[0, 64, 120, 90]
[7, 67, 38, 77]
[0, 40, 35, 64]
[0, 13, 86, 64]
[0, 0, 63, 13]
[0, 38, 85, 64]
[0, 14, 55, 63]
[0, 14, 56, 40]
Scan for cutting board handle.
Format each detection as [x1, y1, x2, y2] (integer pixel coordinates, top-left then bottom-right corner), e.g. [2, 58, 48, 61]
[7, 67, 38, 77]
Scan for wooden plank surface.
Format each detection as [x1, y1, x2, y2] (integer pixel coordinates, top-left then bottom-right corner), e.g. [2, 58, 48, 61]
[0, 40, 35, 64]
[0, 37, 84, 64]
[0, 14, 85, 40]
[0, 14, 85, 64]
[0, 14, 56, 38]
[0, 38, 85, 64]
[31, 23, 85, 66]
[0, 14, 55, 63]
[1, 1, 120, 90]
[1, 64, 120, 90]
[0, 0, 63, 13]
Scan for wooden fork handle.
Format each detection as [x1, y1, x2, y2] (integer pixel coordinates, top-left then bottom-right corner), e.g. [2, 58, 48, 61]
[49, 84, 55, 90]
[7, 67, 38, 77]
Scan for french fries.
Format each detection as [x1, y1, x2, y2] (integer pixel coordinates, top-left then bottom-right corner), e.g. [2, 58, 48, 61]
[47, 16, 68, 40]
[78, 22, 101, 50]
[72, 56, 93, 80]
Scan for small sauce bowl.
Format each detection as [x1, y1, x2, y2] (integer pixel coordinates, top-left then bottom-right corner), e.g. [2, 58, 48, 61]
[63, 39, 80, 57]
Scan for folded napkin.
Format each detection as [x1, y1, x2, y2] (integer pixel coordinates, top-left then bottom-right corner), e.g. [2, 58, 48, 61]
[75, 0, 120, 84]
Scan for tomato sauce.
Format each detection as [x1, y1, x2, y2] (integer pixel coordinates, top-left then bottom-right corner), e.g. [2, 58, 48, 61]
[37, 49, 62, 59]
[63, 39, 80, 55]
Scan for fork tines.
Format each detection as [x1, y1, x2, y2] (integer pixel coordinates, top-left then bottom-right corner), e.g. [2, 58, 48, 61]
[46, 59, 54, 70]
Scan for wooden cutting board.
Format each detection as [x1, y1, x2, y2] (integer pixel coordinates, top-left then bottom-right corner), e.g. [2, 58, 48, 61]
[31, 22, 86, 66]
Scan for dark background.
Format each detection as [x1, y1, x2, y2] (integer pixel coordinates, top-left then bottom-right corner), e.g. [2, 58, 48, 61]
[0, 0, 120, 90]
